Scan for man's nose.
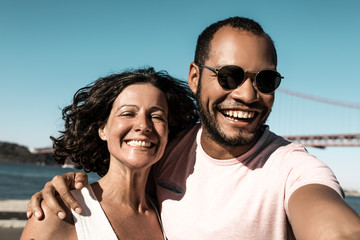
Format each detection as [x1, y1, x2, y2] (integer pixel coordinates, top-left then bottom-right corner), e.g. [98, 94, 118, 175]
[229, 77, 259, 103]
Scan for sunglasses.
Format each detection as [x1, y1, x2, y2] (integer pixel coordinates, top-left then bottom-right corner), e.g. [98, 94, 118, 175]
[197, 64, 283, 94]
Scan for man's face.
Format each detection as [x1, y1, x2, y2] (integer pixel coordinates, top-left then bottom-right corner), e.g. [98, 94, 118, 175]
[195, 27, 276, 147]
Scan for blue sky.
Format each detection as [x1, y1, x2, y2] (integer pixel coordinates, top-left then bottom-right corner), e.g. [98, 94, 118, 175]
[1, 0, 360, 190]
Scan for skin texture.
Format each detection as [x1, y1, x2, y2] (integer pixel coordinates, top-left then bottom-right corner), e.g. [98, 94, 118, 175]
[21, 196, 77, 240]
[288, 184, 360, 240]
[27, 26, 360, 239]
[22, 83, 167, 239]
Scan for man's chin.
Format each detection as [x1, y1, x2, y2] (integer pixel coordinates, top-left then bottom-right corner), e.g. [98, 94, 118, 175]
[208, 127, 257, 147]
[223, 133, 256, 146]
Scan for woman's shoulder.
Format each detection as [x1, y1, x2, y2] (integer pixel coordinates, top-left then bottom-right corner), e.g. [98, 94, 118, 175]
[20, 195, 77, 240]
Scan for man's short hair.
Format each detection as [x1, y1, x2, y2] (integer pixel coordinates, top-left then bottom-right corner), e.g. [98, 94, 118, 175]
[194, 17, 278, 66]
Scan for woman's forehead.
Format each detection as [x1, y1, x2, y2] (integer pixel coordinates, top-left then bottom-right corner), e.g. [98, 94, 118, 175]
[113, 83, 168, 111]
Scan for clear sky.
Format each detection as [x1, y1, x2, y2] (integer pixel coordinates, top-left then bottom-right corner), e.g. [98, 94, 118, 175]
[1, 0, 360, 190]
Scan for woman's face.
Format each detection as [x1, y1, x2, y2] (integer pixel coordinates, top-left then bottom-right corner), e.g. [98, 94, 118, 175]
[99, 83, 169, 169]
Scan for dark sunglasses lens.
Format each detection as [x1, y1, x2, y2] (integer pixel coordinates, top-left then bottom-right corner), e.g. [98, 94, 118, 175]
[218, 66, 244, 90]
[256, 70, 282, 94]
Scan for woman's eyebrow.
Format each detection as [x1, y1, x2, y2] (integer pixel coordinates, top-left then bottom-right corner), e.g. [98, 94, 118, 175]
[113, 104, 139, 114]
[149, 105, 167, 113]
[114, 105, 167, 114]
[118, 104, 139, 109]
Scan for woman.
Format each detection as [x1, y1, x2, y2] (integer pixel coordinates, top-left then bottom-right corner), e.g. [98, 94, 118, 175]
[21, 67, 198, 239]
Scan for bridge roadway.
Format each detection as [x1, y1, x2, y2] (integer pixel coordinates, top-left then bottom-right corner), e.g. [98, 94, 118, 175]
[283, 134, 360, 148]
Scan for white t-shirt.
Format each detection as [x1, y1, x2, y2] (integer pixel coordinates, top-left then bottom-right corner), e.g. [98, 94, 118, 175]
[153, 125, 342, 239]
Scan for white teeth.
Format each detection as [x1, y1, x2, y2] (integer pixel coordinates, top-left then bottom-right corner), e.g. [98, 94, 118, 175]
[223, 110, 255, 119]
[126, 140, 152, 148]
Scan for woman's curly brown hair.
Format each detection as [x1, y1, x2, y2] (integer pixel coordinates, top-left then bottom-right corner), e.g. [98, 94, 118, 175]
[51, 67, 199, 176]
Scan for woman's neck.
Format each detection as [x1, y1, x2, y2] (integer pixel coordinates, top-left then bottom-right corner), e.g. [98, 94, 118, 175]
[89, 161, 164, 239]
[92, 161, 152, 213]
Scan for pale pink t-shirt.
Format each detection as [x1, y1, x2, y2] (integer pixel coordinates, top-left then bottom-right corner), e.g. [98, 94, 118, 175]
[153, 125, 342, 239]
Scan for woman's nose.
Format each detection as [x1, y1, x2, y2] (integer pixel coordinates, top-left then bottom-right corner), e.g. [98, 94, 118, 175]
[134, 115, 152, 133]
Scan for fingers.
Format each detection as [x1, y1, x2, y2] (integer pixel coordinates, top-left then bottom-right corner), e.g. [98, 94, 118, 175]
[42, 180, 68, 219]
[27, 191, 44, 220]
[26, 172, 89, 220]
[49, 174, 81, 216]
[74, 172, 88, 190]
[50, 172, 88, 215]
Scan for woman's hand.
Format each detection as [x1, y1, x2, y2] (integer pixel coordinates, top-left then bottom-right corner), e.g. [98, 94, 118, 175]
[26, 172, 88, 220]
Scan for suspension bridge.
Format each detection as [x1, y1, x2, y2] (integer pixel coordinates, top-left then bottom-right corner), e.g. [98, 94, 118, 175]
[271, 89, 360, 148]
[33, 88, 360, 151]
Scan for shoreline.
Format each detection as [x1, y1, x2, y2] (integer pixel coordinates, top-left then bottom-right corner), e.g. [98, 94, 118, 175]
[0, 199, 28, 228]
[0, 199, 28, 240]
[344, 190, 360, 197]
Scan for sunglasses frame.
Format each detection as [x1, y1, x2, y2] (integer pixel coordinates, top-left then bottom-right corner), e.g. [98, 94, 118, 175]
[197, 63, 283, 94]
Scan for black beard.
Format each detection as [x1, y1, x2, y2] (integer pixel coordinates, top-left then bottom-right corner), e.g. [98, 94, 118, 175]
[195, 79, 268, 147]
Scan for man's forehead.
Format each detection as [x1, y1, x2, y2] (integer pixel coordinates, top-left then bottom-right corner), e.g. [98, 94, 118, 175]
[208, 26, 275, 66]
[211, 26, 268, 46]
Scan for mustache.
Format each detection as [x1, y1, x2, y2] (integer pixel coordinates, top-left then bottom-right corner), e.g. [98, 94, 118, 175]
[214, 101, 263, 111]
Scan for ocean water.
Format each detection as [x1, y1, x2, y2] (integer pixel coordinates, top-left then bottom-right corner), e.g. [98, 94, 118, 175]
[0, 162, 359, 215]
[0, 161, 100, 200]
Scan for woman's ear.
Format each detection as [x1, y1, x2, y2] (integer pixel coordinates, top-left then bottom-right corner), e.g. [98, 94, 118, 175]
[98, 124, 107, 141]
[188, 62, 200, 95]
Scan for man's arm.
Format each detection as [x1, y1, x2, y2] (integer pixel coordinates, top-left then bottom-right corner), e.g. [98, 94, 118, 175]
[289, 184, 360, 240]
[27, 172, 88, 220]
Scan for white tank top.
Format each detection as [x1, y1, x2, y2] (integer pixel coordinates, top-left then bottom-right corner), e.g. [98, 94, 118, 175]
[71, 184, 166, 240]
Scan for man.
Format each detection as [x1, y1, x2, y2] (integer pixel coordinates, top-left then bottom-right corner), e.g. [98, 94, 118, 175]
[28, 17, 360, 239]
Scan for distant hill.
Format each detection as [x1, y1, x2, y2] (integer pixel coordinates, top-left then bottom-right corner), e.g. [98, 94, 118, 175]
[0, 141, 58, 166]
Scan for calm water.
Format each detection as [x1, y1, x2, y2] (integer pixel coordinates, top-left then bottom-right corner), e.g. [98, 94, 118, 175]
[0, 162, 359, 215]
[0, 161, 100, 200]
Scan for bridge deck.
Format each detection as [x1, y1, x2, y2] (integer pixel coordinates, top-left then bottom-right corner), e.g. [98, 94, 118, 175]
[283, 134, 360, 148]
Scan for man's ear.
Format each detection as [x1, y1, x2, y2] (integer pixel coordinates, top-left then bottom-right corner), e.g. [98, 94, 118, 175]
[98, 124, 107, 141]
[188, 62, 200, 94]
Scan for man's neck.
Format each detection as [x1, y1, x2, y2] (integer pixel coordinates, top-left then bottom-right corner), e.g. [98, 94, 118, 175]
[199, 127, 263, 160]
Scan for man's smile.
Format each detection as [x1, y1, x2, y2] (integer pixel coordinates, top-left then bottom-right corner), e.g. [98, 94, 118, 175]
[221, 110, 256, 121]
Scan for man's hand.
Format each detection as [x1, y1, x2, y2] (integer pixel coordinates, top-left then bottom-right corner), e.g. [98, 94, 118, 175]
[26, 172, 88, 220]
